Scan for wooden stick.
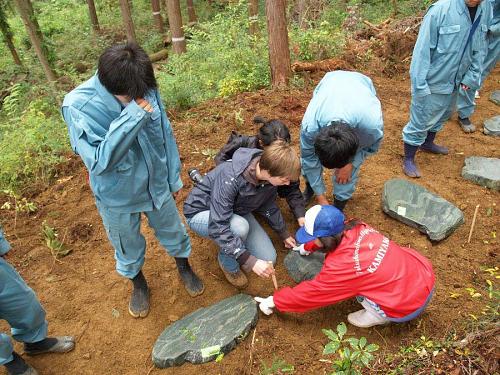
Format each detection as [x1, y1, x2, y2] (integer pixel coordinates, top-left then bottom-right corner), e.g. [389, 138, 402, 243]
[467, 204, 480, 243]
[268, 261, 278, 290]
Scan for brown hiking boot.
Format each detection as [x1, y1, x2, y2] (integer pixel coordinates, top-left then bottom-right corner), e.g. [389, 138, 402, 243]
[218, 259, 248, 288]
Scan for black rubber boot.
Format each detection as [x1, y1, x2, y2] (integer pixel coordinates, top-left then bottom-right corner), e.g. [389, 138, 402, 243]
[175, 258, 205, 297]
[4, 352, 37, 375]
[333, 198, 348, 212]
[403, 143, 421, 178]
[128, 271, 150, 318]
[302, 181, 314, 205]
[420, 131, 448, 154]
[24, 336, 74, 356]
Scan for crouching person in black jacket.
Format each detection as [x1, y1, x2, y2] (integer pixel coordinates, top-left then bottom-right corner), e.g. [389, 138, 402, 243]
[184, 142, 299, 288]
[213, 116, 306, 226]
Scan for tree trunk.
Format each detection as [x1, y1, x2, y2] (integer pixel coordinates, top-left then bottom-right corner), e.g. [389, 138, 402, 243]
[0, 5, 22, 65]
[186, 0, 197, 24]
[265, 0, 291, 88]
[86, 0, 99, 32]
[248, 0, 258, 35]
[296, 0, 308, 29]
[13, 0, 56, 81]
[165, 0, 186, 54]
[119, 0, 136, 43]
[151, 0, 164, 33]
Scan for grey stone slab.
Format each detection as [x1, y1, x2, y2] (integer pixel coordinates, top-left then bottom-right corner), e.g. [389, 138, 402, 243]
[483, 115, 500, 136]
[152, 294, 258, 368]
[462, 157, 500, 191]
[382, 178, 464, 241]
[284, 250, 325, 283]
[490, 90, 500, 105]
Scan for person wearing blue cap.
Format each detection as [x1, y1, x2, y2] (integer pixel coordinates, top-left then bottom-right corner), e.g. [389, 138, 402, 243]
[1, 227, 74, 375]
[255, 205, 435, 328]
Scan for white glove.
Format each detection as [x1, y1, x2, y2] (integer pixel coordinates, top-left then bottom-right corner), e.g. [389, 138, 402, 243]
[292, 244, 311, 256]
[254, 296, 275, 315]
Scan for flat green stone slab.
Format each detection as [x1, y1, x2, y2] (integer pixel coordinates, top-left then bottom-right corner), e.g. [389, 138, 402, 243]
[284, 250, 325, 283]
[382, 178, 464, 241]
[483, 115, 500, 137]
[462, 157, 500, 191]
[152, 294, 258, 368]
[490, 90, 500, 105]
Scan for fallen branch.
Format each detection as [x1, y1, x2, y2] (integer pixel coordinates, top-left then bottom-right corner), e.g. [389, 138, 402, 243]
[149, 49, 168, 63]
[291, 58, 349, 73]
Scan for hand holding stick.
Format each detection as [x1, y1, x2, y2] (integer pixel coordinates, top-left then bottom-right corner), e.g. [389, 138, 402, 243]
[268, 261, 278, 290]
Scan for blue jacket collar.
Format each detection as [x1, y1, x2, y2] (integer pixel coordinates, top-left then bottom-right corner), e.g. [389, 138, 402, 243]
[456, 0, 467, 15]
[93, 73, 123, 114]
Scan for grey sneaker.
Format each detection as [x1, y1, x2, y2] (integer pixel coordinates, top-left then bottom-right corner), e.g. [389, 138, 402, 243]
[458, 117, 476, 133]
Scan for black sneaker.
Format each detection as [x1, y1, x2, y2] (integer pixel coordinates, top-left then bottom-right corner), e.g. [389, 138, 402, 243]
[458, 117, 476, 133]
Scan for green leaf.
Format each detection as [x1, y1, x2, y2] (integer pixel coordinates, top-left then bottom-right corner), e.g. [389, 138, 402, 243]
[359, 337, 367, 349]
[337, 322, 347, 339]
[343, 347, 351, 358]
[360, 354, 370, 366]
[351, 350, 361, 360]
[323, 341, 340, 355]
[322, 329, 339, 342]
[365, 343, 379, 352]
[346, 337, 359, 349]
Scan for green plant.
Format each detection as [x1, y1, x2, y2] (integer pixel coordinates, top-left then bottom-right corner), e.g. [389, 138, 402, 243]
[42, 221, 71, 258]
[1, 189, 37, 213]
[260, 356, 294, 375]
[322, 322, 379, 375]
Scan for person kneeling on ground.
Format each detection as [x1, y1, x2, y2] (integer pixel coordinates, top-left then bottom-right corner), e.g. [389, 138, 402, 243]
[255, 205, 435, 328]
[183, 141, 299, 288]
[1, 227, 75, 375]
[210, 116, 306, 226]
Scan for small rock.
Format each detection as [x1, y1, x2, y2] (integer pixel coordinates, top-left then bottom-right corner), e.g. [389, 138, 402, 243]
[168, 315, 179, 322]
[82, 353, 91, 360]
[483, 115, 500, 136]
[382, 178, 464, 241]
[284, 251, 325, 283]
[462, 157, 500, 191]
[490, 90, 500, 105]
[152, 294, 258, 368]
[111, 308, 120, 318]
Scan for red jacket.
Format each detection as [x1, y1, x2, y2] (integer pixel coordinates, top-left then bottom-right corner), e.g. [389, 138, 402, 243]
[274, 222, 435, 318]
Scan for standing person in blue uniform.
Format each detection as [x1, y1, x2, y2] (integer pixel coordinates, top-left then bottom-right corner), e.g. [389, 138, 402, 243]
[402, 0, 492, 177]
[62, 43, 204, 319]
[300, 71, 384, 212]
[1, 227, 75, 375]
[457, 0, 499, 132]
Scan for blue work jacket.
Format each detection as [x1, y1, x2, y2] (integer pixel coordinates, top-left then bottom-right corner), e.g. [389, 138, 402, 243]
[410, 0, 492, 97]
[62, 75, 183, 213]
[300, 71, 384, 196]
[0, 227, 10, 256]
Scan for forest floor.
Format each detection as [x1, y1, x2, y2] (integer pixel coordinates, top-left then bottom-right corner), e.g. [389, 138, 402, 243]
[0, 64, 498, 374]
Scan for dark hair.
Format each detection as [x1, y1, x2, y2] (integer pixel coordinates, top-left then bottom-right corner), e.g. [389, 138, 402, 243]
[98, 43, 157, 99]
[254, 116, 291, 146]
[319, 219, 361, 253]
[314, 121, 359, 169]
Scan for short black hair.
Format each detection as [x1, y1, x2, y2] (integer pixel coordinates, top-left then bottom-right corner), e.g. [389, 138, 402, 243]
[98, 43, 157, 99]
[319, 219, 360, 252]
[254, 116, 291, 146]
[314, 121, 359, 169]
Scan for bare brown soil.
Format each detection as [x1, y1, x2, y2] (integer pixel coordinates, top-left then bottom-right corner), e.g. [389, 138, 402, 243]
[0, 66, 498, 375]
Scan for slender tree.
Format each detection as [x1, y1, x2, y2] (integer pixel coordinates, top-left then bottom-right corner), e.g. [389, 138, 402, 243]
[86, 0, 100, 33]
[165, 0, 186, 53]
[13, 0, 56, 82]
[0, 3, 22, 65]
[186, 0, 197, 24]
[265, 0, 291, 87]
[119, 0, 136, 43]
[151, 0, 164, 33]
[248, 0, 258, 35]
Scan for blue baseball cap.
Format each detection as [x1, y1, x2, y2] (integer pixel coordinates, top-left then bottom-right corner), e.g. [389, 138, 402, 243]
[296, 205, 345, 243]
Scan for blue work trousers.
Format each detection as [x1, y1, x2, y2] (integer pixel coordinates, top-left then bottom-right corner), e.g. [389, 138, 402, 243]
[403, 91, 458, 146]
[332, 155, 364, 202]
[0, 258, 48, 365]
[186, 211, 276, 273]
[96, 193, 191, 279]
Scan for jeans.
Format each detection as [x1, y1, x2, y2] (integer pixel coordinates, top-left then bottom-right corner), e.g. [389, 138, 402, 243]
[96, 193, 191, 279]
[186, 211, 277, 273]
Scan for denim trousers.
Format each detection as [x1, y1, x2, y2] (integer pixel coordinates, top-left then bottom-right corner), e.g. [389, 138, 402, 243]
[186, 211, 277, 273]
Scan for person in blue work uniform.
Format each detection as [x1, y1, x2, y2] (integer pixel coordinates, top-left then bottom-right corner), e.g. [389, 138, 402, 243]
[402, 0, 492, 177]
[1, 228, 74, 375]
[300, 71, 384, 212]
[457, 0, 499, 132]
[62, 43, 204, 319]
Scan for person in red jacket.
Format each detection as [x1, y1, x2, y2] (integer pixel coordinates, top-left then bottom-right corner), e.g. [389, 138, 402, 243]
[255, 205, 435, 327]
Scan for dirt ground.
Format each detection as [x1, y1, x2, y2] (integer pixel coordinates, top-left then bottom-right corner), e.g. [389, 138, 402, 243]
[0, 65, 498, 374]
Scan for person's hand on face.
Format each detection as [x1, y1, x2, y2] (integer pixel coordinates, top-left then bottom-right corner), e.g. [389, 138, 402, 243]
[136, 98, 153, 113]
[335, 163, 353, 184]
